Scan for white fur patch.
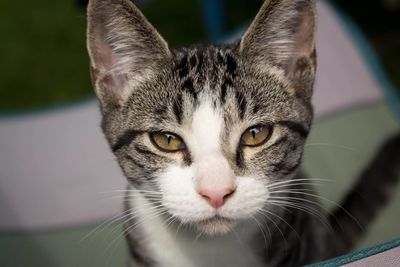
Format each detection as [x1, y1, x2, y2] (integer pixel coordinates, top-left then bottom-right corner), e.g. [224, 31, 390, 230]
[157, 98, 269, 224]
[189, 97, 223, 160]
[129, 95, 271, 267]
[130, 187, 267, 267]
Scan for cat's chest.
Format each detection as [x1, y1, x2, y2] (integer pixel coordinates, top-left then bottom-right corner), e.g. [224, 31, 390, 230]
[130, 195, 266, 267]
[143, 220, 266, 267]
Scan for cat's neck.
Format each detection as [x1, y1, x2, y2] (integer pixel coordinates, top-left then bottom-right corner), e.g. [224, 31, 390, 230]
[128, 186, 266, 267]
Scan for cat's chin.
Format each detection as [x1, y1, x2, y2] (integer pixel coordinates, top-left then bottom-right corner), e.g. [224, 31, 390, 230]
[194, 216, 238, 235]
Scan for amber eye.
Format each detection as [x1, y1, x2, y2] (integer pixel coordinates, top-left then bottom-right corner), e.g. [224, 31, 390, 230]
[150, 132, 186, 152]
[241, 125, 271, 147]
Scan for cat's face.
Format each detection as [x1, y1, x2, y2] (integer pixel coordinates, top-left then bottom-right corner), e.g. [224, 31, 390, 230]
[87, 0, 316, 235]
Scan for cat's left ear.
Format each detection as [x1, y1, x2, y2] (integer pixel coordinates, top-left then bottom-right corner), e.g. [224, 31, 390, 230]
[238, 0, 316, 99]
[87, 0, 171, 110]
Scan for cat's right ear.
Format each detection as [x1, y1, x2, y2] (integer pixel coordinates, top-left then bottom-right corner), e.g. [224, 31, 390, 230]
[87, 0, 171, 110]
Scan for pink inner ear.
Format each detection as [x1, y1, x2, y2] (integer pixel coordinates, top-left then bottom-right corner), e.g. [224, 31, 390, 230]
[90, 33, 129, 107]
[294, 12, 315, 57]
[98, 70, 128, 107]
[92, 35, 117, 74]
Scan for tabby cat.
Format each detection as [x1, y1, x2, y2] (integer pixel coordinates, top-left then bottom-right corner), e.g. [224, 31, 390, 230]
[86, 0, 400, 266]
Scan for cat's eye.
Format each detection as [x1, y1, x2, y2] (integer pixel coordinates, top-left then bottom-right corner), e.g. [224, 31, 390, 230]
[241, 125, 271, 147]
[150, 132, 186, 152]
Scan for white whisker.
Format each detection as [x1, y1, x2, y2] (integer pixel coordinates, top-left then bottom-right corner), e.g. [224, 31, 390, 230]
[272, 190, 363, 231]
[256, 209, 287, 251]
[250, 214, 271, 249]
[305, 142, 360, 153]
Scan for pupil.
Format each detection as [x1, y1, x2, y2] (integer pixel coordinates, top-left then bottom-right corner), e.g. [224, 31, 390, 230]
[251, 128, 259, 138]
[166, 135, 173, 144]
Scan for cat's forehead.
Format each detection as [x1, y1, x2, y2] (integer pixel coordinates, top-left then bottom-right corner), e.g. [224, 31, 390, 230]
[123, 45, 296, 127]
[172, 45, 239, 90]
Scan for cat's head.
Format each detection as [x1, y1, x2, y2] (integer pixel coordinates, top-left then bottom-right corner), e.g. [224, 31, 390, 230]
[87, 0, 316, 235]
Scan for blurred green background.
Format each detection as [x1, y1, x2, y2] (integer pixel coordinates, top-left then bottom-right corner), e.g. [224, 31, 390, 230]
[0, 0, 399, 112]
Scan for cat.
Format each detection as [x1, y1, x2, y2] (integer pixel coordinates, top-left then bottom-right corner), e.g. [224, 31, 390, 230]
[86, 0, 400, 266]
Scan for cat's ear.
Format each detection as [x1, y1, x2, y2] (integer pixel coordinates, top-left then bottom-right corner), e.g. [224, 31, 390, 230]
[238, 0, 316, 98]
[87, 0, 171, 109]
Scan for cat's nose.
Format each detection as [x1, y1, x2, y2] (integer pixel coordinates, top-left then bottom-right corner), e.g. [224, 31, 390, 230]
[198, 187, 236, 209]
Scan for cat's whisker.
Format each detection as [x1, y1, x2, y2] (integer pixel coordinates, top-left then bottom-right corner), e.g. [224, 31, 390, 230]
[250, 214, 271, 249]
[271, 190, 363, 232]
[232, 228, 247, 251]
[305, 142, 360, 154]
[79, 207, 136, 243]
[106, 203, 167, 236]
[174, 219, 184, 237]
[267, 199, 322, 219]
[164, 214, 179, 230]
[268, 195, 328, 216]
[268, 199, 326, 224]
[91, 207, 158, 242]
[98, 189, 164, 195]
[268, 180, 326, 188]
[255, 209, 287, 250]
[257, 207, 301, 242]
[100, 195, 163, 202]
[195, 230, 203, 241]
[85, 200, 166, 244]
[105, 208, 169, 264]
[267, 178, 332, 190]
[104, 208, 169, 260]
[267, 200, 333, 234]
[267, 182, 327, 191]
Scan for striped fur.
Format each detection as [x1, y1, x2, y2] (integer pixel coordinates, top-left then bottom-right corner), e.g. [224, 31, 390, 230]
[86, 0, 400, 266]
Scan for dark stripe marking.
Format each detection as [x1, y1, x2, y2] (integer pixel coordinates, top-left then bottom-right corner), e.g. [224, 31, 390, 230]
[112, 130, 141, 152]
[153, 105, 169, 124]
[282, 161, 302, 174]
[126, 176, 143, 187]
[197, 53, 204, 72]
[277, 121, 309, 138]
[176, 56, 189, 78]
[220, 76, 233, 104]
[189, 54, 197, 68]
[125, 155, 146, 169]
[269, 145, 291, 172]
[182, 79, 197, 102]
[271, 152, 302, 175]
[251, 92, 263, 113]
[236, 151, 244, 169]
[226, 54, 237, 76]
[182, 150, 192, 166]
[196, 52, 204, 85]
[134, 144, 160, 158]
[220, 83, 228, 104]
[269, 135, 289, 149]
[235, 91, 247, 119]
[173, 93, 183, 124]
[217, 52, 224, 64]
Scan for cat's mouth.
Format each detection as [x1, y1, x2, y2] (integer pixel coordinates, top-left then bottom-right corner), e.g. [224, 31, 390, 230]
[195, 215, 238, 235]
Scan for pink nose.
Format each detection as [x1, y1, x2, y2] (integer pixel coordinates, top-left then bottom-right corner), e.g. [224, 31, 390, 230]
[198, 187, 236, 209]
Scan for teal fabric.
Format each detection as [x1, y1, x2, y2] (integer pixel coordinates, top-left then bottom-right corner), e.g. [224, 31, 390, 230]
[307, 238, 400, 266]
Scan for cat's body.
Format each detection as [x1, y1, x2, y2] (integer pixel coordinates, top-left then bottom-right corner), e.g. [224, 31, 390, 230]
[86, 0, 400, 266]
